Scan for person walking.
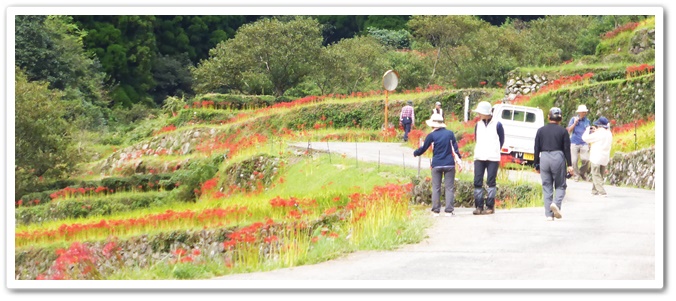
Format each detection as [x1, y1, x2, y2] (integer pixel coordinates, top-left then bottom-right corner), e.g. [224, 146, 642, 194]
[399, 100, 415, 142]
[471, 101, 505, 215]
[567, 104, 591, 181]
[432, 101, 443, 118]
[413, 113, 462, 217]
[582, 116, 613, 197]
[534, 107, 574, 221]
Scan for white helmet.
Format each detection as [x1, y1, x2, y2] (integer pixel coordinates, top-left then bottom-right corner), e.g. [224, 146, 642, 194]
[473, 101, 492, 115]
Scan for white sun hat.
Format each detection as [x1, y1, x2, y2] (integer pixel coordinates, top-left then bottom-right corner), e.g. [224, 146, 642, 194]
[473, 101, 493, 115]
[425, 113, 446, 128]
[576, 104, 589, 113]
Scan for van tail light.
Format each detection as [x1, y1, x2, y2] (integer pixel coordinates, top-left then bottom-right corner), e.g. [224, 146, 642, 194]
[501, 148, 510, 153]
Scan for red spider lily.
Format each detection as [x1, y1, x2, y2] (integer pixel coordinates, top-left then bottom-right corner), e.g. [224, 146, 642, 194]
[512, 73, 595, 105]
[480, 81, 487, 86]
[173, 248, 187, 257]
[626, 64, 655, 77]
[16, 206, 249, 246]
[611, 115, 654, 134]
[180, 256, 194, 263]
[602, 22, 639, 40]
[264, 235, 278, 243]
[155, 125, 177, 135]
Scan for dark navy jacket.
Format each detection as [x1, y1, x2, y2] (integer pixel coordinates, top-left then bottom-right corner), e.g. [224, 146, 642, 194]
[413, 128, 461, 168]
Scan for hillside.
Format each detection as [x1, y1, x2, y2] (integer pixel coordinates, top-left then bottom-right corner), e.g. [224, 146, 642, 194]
[14, 17, 657, 280]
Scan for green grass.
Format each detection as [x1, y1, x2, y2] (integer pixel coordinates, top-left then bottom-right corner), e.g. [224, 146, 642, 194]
[518, 62, 632, 75]
[611, 120, 655, 156]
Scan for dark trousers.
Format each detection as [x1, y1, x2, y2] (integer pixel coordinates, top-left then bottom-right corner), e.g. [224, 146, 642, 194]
[402, 117, 412, 141]
[473, 160, 499, 209]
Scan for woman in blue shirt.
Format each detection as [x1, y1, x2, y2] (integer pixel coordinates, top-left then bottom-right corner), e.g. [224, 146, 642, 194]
[413, 114, 462, 217]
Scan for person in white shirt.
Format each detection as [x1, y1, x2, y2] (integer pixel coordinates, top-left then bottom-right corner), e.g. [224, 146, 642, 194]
[581, 117, 613, 197]
[432, 102, 443, 118]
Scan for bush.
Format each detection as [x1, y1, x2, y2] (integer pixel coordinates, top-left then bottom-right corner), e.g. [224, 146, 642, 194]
[170, 154, 224, 202]
[411, 177, 541, 208]
[16, 173, 177, 207]
[15, 191, 171, 226]
[169, 109, 236, 127]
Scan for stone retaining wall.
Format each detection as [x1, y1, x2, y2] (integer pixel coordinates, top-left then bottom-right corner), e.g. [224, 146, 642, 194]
[607, 147, 655, 190]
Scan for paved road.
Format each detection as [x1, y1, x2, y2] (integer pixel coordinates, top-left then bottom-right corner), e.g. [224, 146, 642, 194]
[213, 142, 657, 282]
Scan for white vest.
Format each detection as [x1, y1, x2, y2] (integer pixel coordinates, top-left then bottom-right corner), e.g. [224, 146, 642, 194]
[474, 119, 501, 161]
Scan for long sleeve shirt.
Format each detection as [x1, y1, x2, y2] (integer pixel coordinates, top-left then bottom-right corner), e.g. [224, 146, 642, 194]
[400, 105, 415, 124]
[413, 128, 461, 168]
[534, 123, 572, 167]
[581, 127, 613, 165]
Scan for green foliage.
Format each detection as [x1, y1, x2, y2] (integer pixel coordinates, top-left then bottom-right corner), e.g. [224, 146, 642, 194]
[152, 53, 194, 105]
[170, 155, 224, 202]
[315, 15, 368, 45]
[527, 74, 655, 126]
[521, 16, 595, 63]
[412, 177, 542, 208]
[15, 68, 81, 199]
[16, 173, 178, 207]
[73, 16, 158, 105]
[611, 120, 655, 156]
[162, 95, 187, 116]
[15, 191, 172, 226]
[384, 50, 432, 90]
[313, 36, 388, 95]
[168, 109, 235, 128]
[192, 17, 323, 97]
[363, 15, 410, 31]
[366, 27, 412, 49]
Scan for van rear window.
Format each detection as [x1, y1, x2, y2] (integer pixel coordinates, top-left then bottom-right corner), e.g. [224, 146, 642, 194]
[526, 112, 536, 122]
[501, 109, 537, 123]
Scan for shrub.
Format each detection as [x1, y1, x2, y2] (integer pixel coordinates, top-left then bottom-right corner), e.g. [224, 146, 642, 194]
[15, 191, 171, 225]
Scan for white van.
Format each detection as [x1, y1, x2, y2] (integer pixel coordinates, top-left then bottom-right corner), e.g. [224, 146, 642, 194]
[491, 104, 544, 164]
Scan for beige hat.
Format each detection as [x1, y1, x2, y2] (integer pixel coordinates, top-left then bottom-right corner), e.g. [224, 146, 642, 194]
[425, 113, 446, 128]
[576, 105, 589, 113]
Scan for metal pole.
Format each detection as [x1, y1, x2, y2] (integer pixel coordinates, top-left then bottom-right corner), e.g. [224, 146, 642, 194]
[384, 90, 389, 129]
[634, 121, 638, 151]
[417, 138, 422, 177]
[327, 141, 331, 163]
[355, 142, 358, 168]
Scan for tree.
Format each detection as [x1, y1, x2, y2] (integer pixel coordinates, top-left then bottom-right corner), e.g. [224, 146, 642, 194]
[520, 16, 594, 64]
[73, 15, 157, 106]
[313, 36, 388, 95]
[15, 68, 80, 198]
[408, 16, 489, 86]
[192, 17, 323, 97]
[151, 53, 194, 104]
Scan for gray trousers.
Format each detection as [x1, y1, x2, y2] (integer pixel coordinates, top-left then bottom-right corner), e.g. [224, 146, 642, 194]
[571, 144, 590, 180]
[591, 163, 607, 195]
[539, 151, 567, 217]
[431, 166, 456, 213]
